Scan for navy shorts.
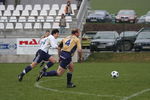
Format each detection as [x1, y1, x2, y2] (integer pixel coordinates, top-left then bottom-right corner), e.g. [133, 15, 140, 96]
[60, 51, 72, 69]
[33, 49, 51, 63]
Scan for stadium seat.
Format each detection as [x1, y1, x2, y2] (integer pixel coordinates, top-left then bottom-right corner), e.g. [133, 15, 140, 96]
[0, 17, 8, 22]
[52, 22, 60, 29]
[66, 23, 70, 28]
[58, 9, 65, 16]
[71, 4, 77, 10]
[18, 17, 26, 22]
[15, 23, 23, 29]
[0, 23, 5, 29]
[28, 16, 36, 22]
[34, 23, 42, 29]
[15, 5, 24, 11]
[33, 4, 41, 11]
[55, 16, 61, 22]
[7, 5, 15, 11]
[24, 23, 32, 29]
[45, 16, 54, 22]
[9, 17, 17, 23]
[12, 10, 20, 17]
[30, 10, 38, 16]
[0, 11, 2, 16]
[0, 5, 5, 11]
[37, 16, 45, 22]
[49, 10, 57, 16]
[6, 23, 14, 29]
[65, 16, 72, 22]
[24, 5, 32, 11]
[3, 10, 11, 16]
[51, 4, 59, 10]
[21, 10, 29, 16]
[43, 23, 51, 29]
[40, 10, 48, 16]
[42, 4, 50, 11]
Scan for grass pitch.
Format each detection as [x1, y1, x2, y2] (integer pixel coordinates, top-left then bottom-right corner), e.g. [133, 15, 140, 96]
[0, 62, 150, 100]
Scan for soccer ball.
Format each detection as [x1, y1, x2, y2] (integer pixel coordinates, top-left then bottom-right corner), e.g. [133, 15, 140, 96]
[111, 71, 119, 78]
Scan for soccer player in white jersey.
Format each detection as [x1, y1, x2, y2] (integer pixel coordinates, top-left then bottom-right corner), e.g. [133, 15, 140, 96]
[18, 29, 59, 81]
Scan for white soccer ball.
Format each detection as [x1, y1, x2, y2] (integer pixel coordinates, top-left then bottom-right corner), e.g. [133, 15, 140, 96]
[111, 71, 119, 78]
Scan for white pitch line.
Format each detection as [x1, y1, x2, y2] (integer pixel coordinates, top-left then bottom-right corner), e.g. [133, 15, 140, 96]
[120, 88, 150, 100]
[35, 79, 122, 98]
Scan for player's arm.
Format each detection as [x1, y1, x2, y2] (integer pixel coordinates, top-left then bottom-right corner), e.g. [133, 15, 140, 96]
[77, 39, 83, 62]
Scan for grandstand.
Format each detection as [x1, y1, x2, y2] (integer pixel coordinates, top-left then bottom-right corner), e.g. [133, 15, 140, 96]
[0, 0, 89, 63]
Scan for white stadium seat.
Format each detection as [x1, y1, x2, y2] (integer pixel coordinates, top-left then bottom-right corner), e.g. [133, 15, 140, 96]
[0, 17, 8, 22]
[0, 5, 5, 11]
[65, 16, 72, 22]
[52, 22, 60, 29]
[49, 10, 57, 16]
[6, 23, 14, 29]
[24, 5, 32, 11]
[12, 10, 20, 17]
[40, 10, 47, 16]
[15, 23, 23, 29]
[7, 5, 15, 11]
[58, 9, 65, 16]
[0, 11, 2, 16]
[9, 17, 17, 22]
[46, 16, 54, 22]
[42, 4, 50, 11]
[34, 23, 42, 29]
[3, 10, 11, 16]
[33, 4, 41, 11]
[71, 4, 77, 10]
[0, 23, 5, 29]
[55, 16, 61, 22]
[24, 23, 32, 29]
[28, 16, 36, 22]
[37, 16, 45, 22]
[21, 10, 29, 16]
[18, 17, 26, 22]
[30, 10, 38, 16]
[66, 23, 70, 28]
[43, 23, 51, 29]
[16, 5, 24, 11]
[51, 4, 59, 10]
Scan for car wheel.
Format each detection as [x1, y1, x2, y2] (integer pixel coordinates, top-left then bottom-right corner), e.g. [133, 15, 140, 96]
[119, 41, 133, 51]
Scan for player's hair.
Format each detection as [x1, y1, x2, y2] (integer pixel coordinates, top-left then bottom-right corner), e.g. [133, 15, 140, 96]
[51, 29, 59, 35]
[46, 30, 50, 33]
[72, 29, 79, 34]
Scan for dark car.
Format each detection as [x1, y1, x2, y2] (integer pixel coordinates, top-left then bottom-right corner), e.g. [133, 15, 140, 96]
[90, 31, 120, 52]
[134, 31, 150, 51]
[115, 10, 137, 23]
[118, 31, 138, 51]
[81, 31, 97, 49]
[86, 10, 112, 23]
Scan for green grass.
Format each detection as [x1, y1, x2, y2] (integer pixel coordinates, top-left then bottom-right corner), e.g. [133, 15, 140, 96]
[0, 62, 150, 100]
[90, 0, 150, 16]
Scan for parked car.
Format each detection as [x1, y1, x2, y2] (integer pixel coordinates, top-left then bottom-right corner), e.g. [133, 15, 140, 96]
[118, 31, 138, 51]
[134, 31, 150, 51]
[115, 10, 137, 23]
[137, 11, 150, 24]
[86, 10, 112, 23]
[90, 31, 120, 52]
[81, 31, 97, 49]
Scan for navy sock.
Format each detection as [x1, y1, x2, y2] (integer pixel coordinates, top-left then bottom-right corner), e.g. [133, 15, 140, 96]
[67, 72, 72, 85]
[21, 65, 32, 76]
[42, 62, 54, 72]
[43, 70, 57, 76]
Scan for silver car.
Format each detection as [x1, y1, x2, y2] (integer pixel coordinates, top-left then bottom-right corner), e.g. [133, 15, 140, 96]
[137, 11, 150, 24]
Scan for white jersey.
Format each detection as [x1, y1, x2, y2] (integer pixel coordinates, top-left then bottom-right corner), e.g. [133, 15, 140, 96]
[39, 35, 58, 53]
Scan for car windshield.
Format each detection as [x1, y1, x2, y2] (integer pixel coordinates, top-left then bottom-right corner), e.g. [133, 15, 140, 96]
[84, 33, 96, 38]
[120, 31, 137, 37]
[137, 32, 150, 39]
[94, 32, 118, 39]
[118, 11, 135, 15]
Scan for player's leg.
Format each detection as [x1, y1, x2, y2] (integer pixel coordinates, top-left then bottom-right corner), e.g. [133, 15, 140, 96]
[67, 62, 76, 88]
[41, 56, 56, 72]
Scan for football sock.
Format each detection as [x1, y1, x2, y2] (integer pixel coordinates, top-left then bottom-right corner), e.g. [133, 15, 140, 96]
[43, 70, 57, 76]
[67, 72, 72, 84]
[21, 65, 32, 76]
[42, 62, 54, 72]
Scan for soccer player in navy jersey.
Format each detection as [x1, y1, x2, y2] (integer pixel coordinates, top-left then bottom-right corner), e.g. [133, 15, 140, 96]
[36, 29, 83, 88]
[18, 29, 59, 81]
